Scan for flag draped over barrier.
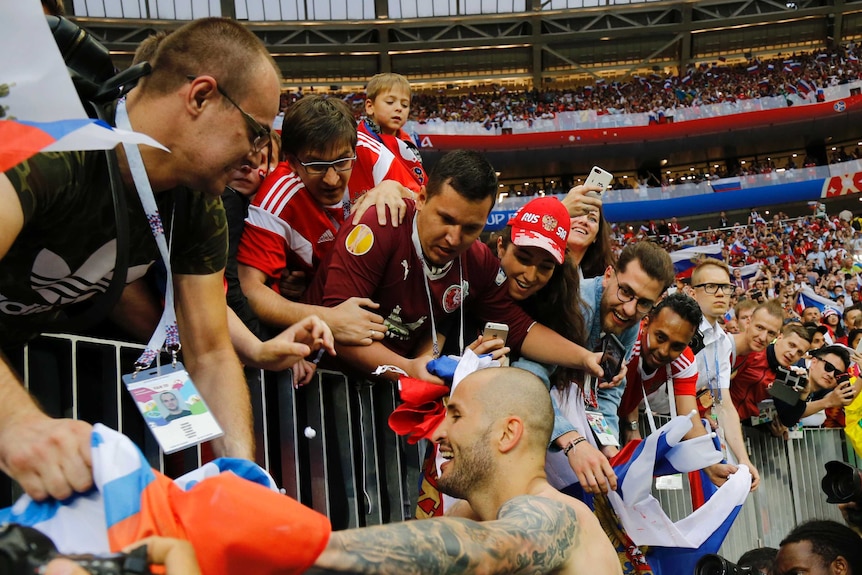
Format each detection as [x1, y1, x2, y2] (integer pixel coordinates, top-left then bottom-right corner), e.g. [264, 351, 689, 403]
[0, 424, 331, 575]
[608, 414, 751, 575]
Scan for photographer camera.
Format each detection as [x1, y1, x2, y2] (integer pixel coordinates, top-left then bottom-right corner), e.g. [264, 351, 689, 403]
[0, 522, 199, 575]
[43, 537, 200, 575]
[730, 315, 812, 436]
[695, 546, 777, 575]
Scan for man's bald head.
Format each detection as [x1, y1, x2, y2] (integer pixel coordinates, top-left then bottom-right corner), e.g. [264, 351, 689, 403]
[456, 367, 554, 450]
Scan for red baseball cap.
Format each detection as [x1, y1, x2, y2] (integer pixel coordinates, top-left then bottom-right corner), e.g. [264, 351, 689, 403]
[509, 197, 569, 264]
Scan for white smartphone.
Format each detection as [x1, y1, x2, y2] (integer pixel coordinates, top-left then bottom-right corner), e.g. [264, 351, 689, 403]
[584, 166, 614, 192]
[482, 322, 509, 344]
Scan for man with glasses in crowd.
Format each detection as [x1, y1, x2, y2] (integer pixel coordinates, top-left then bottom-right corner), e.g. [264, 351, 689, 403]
[686, 259, 761, 489]
[564, 242, 676, 495]
[0, 18, 279, 501]
[238, 95, 420, 346]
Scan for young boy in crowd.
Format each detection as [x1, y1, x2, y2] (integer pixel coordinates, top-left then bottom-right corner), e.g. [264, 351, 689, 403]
[360, 73, 427, 190]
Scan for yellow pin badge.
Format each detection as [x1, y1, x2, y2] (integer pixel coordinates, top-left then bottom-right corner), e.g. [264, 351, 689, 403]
[345, 224, 374, 256]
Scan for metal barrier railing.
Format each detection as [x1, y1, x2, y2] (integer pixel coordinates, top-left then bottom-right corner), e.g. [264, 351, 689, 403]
[3, 333, 857, 556]
[2, 334, 421, 530]
[647, 414, 848, 560]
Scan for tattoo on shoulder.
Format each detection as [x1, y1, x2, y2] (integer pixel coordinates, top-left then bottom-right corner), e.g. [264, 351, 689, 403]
[307, 494, 580, 575]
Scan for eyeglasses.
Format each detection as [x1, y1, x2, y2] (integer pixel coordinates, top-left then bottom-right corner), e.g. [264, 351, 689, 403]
[298, 155, 357, 176]
[187, 75, 271, 154]
[819, 358, 846, 376]
[611, 268, 656, 314]
[692, 282, 735, 295]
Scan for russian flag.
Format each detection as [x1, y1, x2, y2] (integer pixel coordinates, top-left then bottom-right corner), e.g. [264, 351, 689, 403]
[730, 240, 749, 257]
[747, 64, 759, 74]
[733, 263, 761, 281]
[671, 243, 724, 278]
[767, 63, 775, 71]
[850, 54, 859, 63]
[797, 79, 813, 94]
[681, 74, 693, 85]
[711, 177, 743, 192]
[796, 286, 843, 316]
[1, 119, 166, 173]
[0, 424, 331, 575]
[790, 61, 803, 70]
[786, 82, 798, 94]
[607, 414, 751, 575]
[1, 1, 168, 172]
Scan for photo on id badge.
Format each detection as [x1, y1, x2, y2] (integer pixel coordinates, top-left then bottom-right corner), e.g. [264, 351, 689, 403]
[122, 363, 223, 453]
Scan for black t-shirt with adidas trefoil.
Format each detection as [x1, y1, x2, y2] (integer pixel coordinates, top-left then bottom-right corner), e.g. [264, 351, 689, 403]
[1, 149, 227, 346]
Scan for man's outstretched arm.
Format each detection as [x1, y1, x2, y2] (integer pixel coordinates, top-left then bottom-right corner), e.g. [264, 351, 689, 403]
[306, 495, 579, 575]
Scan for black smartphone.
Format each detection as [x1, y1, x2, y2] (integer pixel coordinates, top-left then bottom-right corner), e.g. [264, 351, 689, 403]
[599, 333, 625, 381]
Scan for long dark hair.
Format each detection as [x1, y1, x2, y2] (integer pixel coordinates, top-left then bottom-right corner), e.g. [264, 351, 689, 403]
[499, 227, 586, 389]
[577, 209, 615, 278]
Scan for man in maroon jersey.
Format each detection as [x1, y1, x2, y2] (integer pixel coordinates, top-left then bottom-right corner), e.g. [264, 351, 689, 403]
[307, 149, 610, 384]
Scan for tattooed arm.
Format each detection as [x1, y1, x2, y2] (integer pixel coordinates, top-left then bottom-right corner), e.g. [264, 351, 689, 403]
[305, 495, 579, 575]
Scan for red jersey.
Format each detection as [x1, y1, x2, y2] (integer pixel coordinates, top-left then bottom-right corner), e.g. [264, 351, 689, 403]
[617, 331, 698, 419]
[306, 201, 535, 357]
[236, 163, 344, 291]
[358, 120, 427, 190]
[729, 350, 774, 420]
[349, 128, 422, 203]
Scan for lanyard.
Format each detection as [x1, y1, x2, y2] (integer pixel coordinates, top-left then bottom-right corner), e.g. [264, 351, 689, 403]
[702, 331, 723, 404]
[116, 99, 180, 371]
[410, 216, 464, 358]
[641, 362, 676, 435]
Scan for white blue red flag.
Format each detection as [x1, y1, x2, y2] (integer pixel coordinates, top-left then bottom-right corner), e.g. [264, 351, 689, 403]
[0, 1, 166, 172]
[670, 243, 723, 278]
[608, 415, 751, 575]
[0, 424, 331, 575]
[795, 286, 843, 316]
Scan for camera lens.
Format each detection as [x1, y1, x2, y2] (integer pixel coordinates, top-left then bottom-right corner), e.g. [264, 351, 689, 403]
[823, 461, 862, 504]
[695, 554, 752, 575]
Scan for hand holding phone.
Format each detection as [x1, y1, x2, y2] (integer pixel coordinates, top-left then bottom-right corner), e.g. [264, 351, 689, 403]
[481, 322, 509, 366]
[482, 322, 509, 344]
[584, 166, 614, 193]
[599, 333, 625, 381]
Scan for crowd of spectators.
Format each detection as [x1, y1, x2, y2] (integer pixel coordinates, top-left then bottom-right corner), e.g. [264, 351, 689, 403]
[279, 41, 862, 130]
[620, 208, 862, 332]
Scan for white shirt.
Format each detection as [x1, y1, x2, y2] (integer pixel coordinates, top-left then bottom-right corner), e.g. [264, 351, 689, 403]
[694, 317, 733, 393]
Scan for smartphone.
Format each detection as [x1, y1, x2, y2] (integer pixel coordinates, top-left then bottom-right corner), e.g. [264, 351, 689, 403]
[584, 166, 614, 192]
[599, 333, 625, 381]
[482, 322, 509, 345]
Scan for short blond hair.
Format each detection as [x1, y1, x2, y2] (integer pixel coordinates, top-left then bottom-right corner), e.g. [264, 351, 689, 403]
[366, 73, 412, 101]
[691, 257, 731, 285]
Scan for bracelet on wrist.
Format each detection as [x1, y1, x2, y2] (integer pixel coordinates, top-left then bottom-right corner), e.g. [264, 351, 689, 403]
[563, 436, 588, 456]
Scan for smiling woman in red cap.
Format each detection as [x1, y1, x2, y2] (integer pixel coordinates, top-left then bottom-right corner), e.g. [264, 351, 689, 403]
[494, 196, 587, 383]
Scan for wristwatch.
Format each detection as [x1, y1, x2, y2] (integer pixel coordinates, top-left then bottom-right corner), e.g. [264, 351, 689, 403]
[627, 420, 639, 431]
